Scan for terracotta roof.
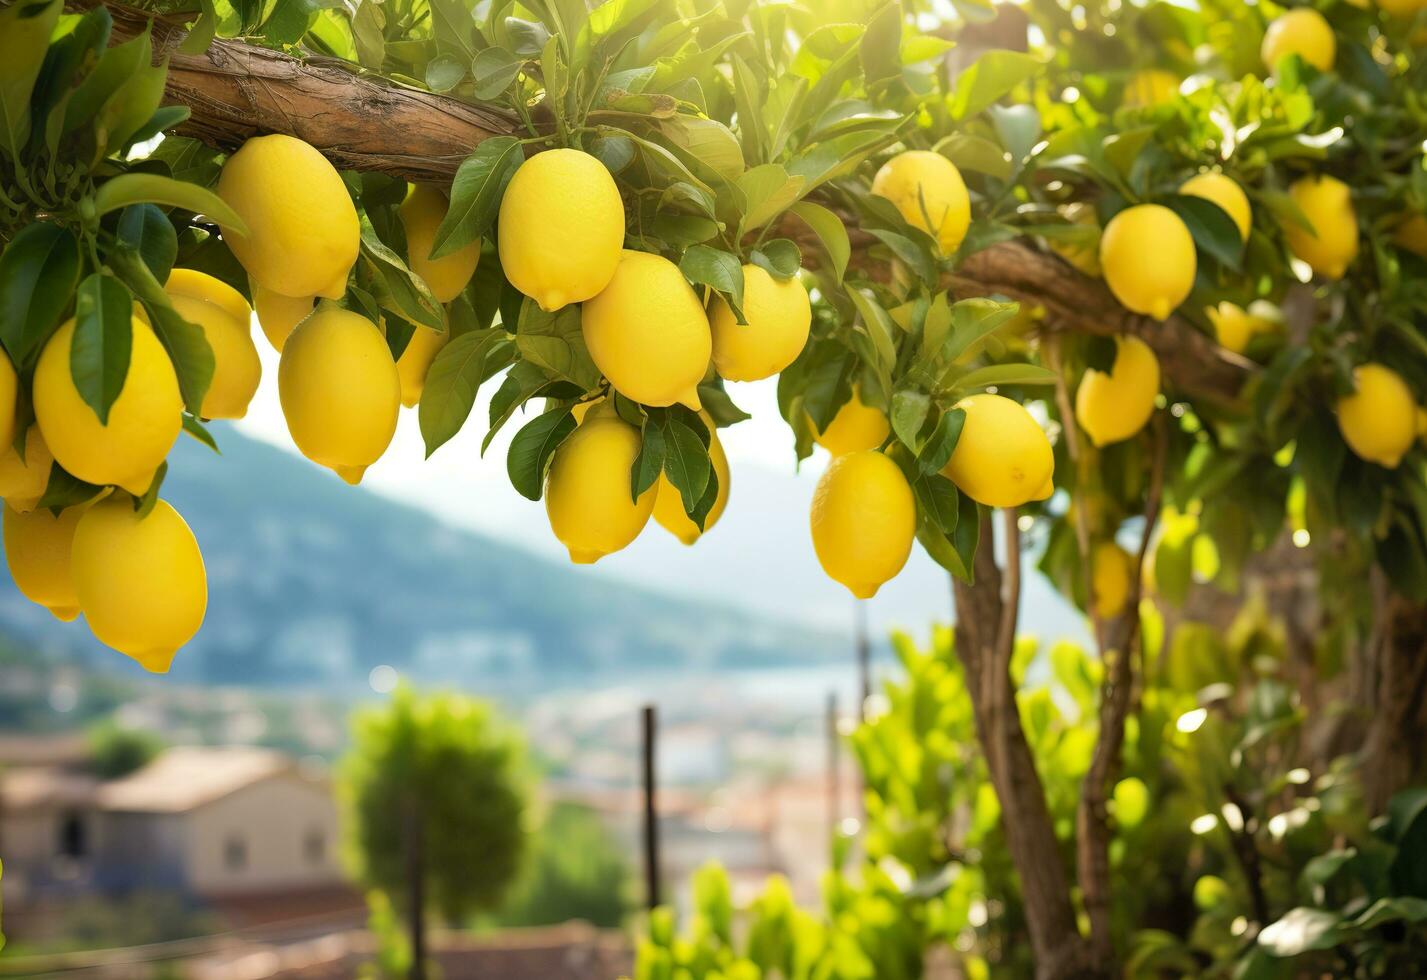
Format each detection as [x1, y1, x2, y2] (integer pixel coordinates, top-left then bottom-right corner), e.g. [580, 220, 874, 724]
[0, 766, 97, 811]
[97, 747, 321, 813]
[0, 732, 91, 768]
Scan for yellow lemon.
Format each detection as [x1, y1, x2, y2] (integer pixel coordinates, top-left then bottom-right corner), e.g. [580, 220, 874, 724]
[1378, 0, 1427, 18]
[1049, 202, 1102, 277]
[401, 184, 480, 303]
[1100, 204, 1196, 321]
[1206, 300, 1281, 355]
[164, 270, 260, 420]
[1262, 9, 1336, 73]
[0, 349, 17, 453]
[710, 265, 811, 382]
[1075, 336, 1160, 447]
[545, 415, 656, 563]
[498, 148, 625, 312]
[582, 250, 711, 409]
[943, 394, 1054, 508]
[810, 450, 915, 600]
[1391, 213, 1427, 258]
[3, 503, 84, 621]
[1091, 541, 1134, 620]
[1123, 69, 1180, 108]
[0, 427, 54, 512]
[252, 285, 315, 353]
[1179, 172, 1252, 241]
[871, 150, 971, 254]
[71, 497, 206, 673]
[278, 307, 400, 484]
[216, 134, 359, 300]
[653, 415, 730, 545]
[812, 387, 891, 457]
[1337, 363, 1416, 468]
[396, 326, 448, 408]
[1285, 175, 1358, 280]
[34, 315, 181, 495]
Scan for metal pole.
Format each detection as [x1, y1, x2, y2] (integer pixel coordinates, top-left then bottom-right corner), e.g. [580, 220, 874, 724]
[405, 797, 426, 980]
[642, 704, 660, 911]
[855, 601, 871, 721]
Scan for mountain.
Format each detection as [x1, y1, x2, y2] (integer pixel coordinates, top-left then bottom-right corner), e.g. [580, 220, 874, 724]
[0, 427, 850, 692]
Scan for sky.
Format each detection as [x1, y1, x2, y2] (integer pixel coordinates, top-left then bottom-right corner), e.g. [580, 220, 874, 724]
[233, 337, 1089, 647]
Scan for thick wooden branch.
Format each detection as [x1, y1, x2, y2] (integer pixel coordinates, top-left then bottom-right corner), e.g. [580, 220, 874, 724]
[113, 3, 1250, 402]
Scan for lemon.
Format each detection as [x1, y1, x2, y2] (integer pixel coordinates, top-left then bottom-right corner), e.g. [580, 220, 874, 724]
[812, 387, 891, 457]
[71, 497, 206, 673]
[1049, 202, 1102, 277]
[1262, 9, 1336, 73]
[942, 394, 1054, 508]
[1179, 172, 1252, 241]
[34, 315, 182, 495]
[396, 327, 448, 408]
[0, 427, 54, 512]
[810, 450, 915, 599]
[165, 270, 261, 420]
[1123, 69, 1180, 108]
[401, 184, 480, 304]
[1284, 175, 1358, 280]
[710, 265, 811, 382]
[278, 307, 400, 484]
[1100, 205, 1196, 321]
[1075, 336, 1160, 447]
[1391, 213, 1427, 258]
[1379, 0, 1427, 14]
[545, 415, 656, 563]
[1091, 542, 1134, 620]
[1337, 363, 1416, 468]
[652, 415, 730, 545]
[1206, 300, 1281, 355]
[582, 250, 711, 409]
[253, 285, 314, 353]
[216, 134, 359, 300]
[3, 503, 84, 621]
[0, 349, 17, 454]
[498, 148, 625, 312]
[871, 150, 971, 254]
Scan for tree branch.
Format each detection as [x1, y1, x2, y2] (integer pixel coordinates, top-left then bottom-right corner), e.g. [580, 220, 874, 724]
[106, 2, 1251, 406]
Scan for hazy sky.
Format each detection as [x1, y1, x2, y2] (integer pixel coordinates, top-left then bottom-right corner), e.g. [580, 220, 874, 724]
[234, 337, 1089, 646]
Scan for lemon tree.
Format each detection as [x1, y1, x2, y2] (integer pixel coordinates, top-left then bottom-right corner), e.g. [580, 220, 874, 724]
[3, 0, 1427, 974]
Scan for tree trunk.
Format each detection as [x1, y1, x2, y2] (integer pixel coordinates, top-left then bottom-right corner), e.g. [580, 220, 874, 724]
[951, 513, 1095, 980]
[1361, 593, 1427, 813]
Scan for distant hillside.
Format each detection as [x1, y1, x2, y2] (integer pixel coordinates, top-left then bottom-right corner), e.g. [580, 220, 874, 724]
[0, 427, 847, 691]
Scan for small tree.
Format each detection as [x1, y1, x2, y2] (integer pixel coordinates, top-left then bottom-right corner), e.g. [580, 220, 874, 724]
[339, 687, 530, 961]
[86, 722, 164, 779]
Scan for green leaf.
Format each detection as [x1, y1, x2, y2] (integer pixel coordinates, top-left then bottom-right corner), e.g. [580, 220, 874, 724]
[484, 360, 554, 455]
[680, 245, 745, 323]
[631, 419, 665, 501]
[936, 132, 1012, 179]
[70, 273, 134, 425]
[131, 460, 167, 518]
[0, 0, 63, 158]
[60, 29, 146, 140]
[182, 414, 220, 453]
[430, 137, 523, 260]
[749, 240, 801, 280]
[661, 416, 712, 513]
[358, 216, 445, 331]
[787, 201, 850, 282]
[1257, 908, 1342, 957]
[0, 221, 80, 366]
[846, 287, 897, 376]
[515, 298, 601, 390]
[37, 463, 103, 514]
[867, 228, 936, 283]
[890, 388, 930, 453]
[420, 329, 516, 457]
[917, 407, 964, 475]
[934, 298, 1021, 368]
[470, 47, 523, 99]
[658, 115, 746, 183]
[697, 384, 750, 426]
[1163, 194, 1244, 271]
[425, 53, 468, 93]
[115, 204, 178, 283]
[735, 163, 805, 235]
[914, 473, 959, 533]
[952, 362, 1057, 393]
[108, 247, 214, 414]
[507, 406, 576, 500]
[947, 50, 1040, 120]
[92, 173, 247, 234]
[859, 1, 903, 85]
